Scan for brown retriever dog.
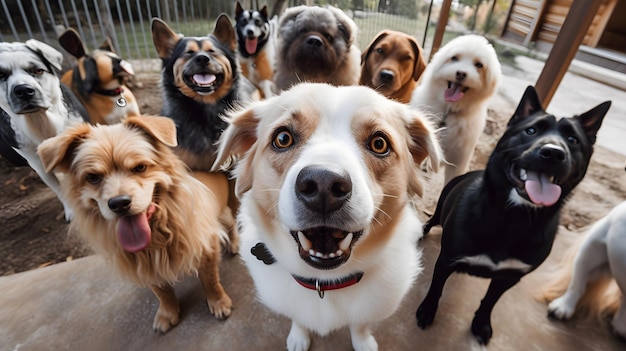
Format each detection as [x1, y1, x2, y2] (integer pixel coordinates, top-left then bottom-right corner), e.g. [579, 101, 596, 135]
[360, 30, 426, 103]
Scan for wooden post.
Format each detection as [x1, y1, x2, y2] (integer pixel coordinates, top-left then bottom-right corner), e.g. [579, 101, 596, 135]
[534, 0, 603, 107]
[429, 0, 452, 62]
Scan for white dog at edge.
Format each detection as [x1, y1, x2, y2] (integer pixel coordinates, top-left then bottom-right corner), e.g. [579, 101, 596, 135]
[212, 83, 441, 351]
[410, 34, 501, 185]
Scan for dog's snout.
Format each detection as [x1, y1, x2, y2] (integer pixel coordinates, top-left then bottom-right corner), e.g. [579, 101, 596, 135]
[295, 166, 352, 214]
[539, 144, 566, 162]
[13, 84, 36, 100]
[456, 71, 467, 81]
[305, 35, 323, 48]
[379, 70, 394, 83]
[193, 53, 211, 65]
[108, 195, 132, 214]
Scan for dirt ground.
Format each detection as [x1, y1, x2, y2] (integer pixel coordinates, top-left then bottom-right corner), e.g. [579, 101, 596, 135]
[1, 72, 625, 277]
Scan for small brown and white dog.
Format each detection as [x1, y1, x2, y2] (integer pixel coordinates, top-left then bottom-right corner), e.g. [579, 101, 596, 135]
[37, 115, 237, 333]
[360, 30, 426, 103]
[212, 83, 441, 351]
[274, 5, 361, 91]
[59, 28, 139, 125]
[410, 34, 501, 185]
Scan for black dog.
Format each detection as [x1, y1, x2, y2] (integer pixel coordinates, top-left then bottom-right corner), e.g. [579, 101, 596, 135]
[416, 86, 611, 345]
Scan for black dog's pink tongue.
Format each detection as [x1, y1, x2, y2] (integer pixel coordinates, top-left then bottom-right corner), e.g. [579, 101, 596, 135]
[445, 82, 464, 102]
[525, 171, 561, 206]
[245, 38, 258, 55]
[116, 204, 155, 252]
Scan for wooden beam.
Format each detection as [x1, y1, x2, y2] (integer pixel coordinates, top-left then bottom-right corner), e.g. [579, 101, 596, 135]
[429, 0, 452, 62]
[534, 0, 603, 107]
[524, 0, 548, 47]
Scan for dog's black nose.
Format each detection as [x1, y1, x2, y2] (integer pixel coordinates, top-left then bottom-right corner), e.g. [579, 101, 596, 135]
[296, 166, 352, 214]
[379, 70, 394, 83]
[305, 35, 323, 47]
[539, 144, 566, 162]
[13, 84, 36, 100]
[108, 195, 132, 214]
[193, 53, 211, 65]
[456, 71, 467, 81]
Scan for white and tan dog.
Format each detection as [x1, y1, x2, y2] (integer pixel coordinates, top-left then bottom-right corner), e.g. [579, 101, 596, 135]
[212, 83, 441, 351]
[410, 34, 501, 185]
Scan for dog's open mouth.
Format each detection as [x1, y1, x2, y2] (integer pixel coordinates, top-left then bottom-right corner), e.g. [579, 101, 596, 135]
[291, 227, 363, 270]
[245, 37, 258, 55]
[184, 72, 223, 95]
[445, 81, 469, 102]
[509, 164, 562, 206]
[116, 203, 156, 253]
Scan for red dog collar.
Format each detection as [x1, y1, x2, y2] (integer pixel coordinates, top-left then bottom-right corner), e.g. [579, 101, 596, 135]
[292, 272, 364, 299]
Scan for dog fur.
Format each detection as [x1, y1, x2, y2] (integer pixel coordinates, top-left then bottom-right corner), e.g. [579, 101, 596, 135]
[212, 83, 441, 351]
[416, 86, 610, 345]
[274, 5, 361, 91]
[410, 34, 501, 185]
[37, 115, 238, 333]
[544, 200, 626, 340]
[152, 14, 259, 171]
[0, 39, 89, 221]
[59, 28, 140, 125]
[235, 2, 278, 98]
[360, 30, 426, 103]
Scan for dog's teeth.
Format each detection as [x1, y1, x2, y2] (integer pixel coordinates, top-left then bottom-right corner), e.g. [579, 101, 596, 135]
[309, 249, 315, 256]
[520, 168, 527, 181]
[315, 251, 323, 258]
[336, 250, 343, 256]
[329, 252, 336, 258]
[339, 233, 353, 252]
[549, 175, 555, 183]
[297, 231, 312, 251]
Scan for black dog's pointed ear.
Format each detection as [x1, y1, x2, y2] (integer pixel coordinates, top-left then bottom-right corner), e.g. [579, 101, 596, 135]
[260, 5, 268, 19]
[509, 86, 544, 126]
[576, 100, 611, 145]
[235, 2, 243, 17]
[59, 28, 87, 58]
[213, 14, 237, 52]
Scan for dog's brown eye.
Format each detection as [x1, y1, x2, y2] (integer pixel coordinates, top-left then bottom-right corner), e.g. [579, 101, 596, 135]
[368, 134, 390, 156]
[132, 164, 147, 173]
[85, 173, 102, 185]
[31, 68, 45, 76]
[567, 136, 579, 145]
[376, 48, 384, 54]
[451, 55, 458, 62]
[273, 129, 294, 149]
[475, 62, 483, 68]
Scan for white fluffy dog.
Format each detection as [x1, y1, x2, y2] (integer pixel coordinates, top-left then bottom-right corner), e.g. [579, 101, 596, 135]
[410, 34, 501, 185]
[544, 200, 626, 339]
[212, 83, 441, 351]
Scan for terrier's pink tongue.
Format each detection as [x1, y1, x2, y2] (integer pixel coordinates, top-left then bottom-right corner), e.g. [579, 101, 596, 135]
[445, 82, 464, 102]
[116, 204, 155, 252]
[193, 74, 216, 85]
[525, 171, 561, 206]
[246, 38, 258, 55]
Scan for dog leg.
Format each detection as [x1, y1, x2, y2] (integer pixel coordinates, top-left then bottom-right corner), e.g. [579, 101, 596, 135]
[150, 284, 180, 333]
[286, 321, 311, 351]
[470, 277, 520, 345]
[220, 205, 239, 255]
[416, 256, 454, 328]
[198, 250, 232, 320]
[548, 239, 609, 320]
[350, 324, 378, 351]
[608, 236, 626, 340]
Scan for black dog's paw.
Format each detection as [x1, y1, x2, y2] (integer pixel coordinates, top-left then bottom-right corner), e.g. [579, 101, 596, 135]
[416, 302, 437, 329]
[471, 319, 493, 345]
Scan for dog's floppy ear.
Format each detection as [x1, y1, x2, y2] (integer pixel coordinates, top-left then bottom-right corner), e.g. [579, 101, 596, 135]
[509, 86, 544, 126]
[405, 109, 442, 197]
[58, 28, 87, 58]
[25, 39, 64, 72]
[575, 100, 611, 145]
[124, 115, 178, 148]
[408, 37, 427, 81]
[213, 14, 237, 52]
[329, 6, 357, 46]
[37, 123, 91, 173]
[361, 30, 388, 65]
[212, 108, 259, 197]
[151, 18, 181, 59]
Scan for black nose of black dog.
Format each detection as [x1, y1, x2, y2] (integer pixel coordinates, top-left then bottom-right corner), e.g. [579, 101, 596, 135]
[379, 70, 394, 83]
[13, 84, 36, 100]
[539, 144, 566, 162]
[193, 53, 211, 65]
[108, 195, 132, 214]
[456, 71, 467, 81]
[305, 35, 323, 47]
[296, 166, 352, 214]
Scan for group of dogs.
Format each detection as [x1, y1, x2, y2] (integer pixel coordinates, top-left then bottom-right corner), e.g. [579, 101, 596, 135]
[0, 3, 622, 350]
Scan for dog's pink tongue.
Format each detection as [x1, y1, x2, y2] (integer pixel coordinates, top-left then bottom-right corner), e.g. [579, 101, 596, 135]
[193, 74, 216, 85]
[245, 38, 258, 55]
[445, 82, 464, 102]
[525, 171, 562, 206]
[116, 204, 155, 252]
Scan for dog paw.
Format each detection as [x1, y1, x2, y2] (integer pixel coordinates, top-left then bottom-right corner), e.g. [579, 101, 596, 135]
[152, 308, 180, 333]
[207, 294, 232, 320]
[287, 323, 311, 351]
[351, 334, 378, 351]
[416, 302, 437, 329]
[547, 297, 575, 320]
[471, 319, 493, 345]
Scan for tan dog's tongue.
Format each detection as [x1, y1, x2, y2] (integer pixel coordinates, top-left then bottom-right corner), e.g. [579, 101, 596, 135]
[246, 38, 258, 55]
[445, 82, 464, 102]
[116, 204, 155, 252]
